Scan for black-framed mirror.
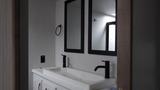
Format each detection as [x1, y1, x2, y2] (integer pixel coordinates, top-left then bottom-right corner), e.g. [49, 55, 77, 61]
[64, 0, 84, 53]
[88, 0, 117, 56]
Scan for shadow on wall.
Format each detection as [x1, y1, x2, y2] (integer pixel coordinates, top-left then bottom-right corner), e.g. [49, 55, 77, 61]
[156, 2, 160, 89]
[19, 0, 29, 90]
[132, 0, 159, 90]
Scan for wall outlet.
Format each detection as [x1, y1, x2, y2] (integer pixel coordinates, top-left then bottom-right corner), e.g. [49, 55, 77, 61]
[40, 55, 45, 63]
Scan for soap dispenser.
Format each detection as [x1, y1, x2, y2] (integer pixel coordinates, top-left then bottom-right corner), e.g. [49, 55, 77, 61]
[61, 54, 67, 68]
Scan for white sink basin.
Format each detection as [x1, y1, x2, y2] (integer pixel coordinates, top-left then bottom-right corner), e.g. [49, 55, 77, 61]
[44, 67, 104, 84]
[42, 67, 116, 90]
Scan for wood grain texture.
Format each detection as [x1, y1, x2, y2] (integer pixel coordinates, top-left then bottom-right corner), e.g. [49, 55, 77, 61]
[0, 0, 16, 90]
[117, 0, 132, 90]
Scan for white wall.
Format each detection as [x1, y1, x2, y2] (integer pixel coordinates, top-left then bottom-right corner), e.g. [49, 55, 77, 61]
[55, 0, 117, 81]
[29, 0, 56, 90]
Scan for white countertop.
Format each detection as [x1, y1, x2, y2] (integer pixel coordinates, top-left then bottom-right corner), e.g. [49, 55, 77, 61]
[32, 67, 116, 90]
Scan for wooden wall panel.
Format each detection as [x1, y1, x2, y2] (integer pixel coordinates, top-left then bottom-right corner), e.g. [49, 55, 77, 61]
[117, 0, 132, 90]
[0, 0, 16, 90]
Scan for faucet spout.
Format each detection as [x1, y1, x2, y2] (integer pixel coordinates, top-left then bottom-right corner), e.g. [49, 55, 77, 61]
[94, 66, 105, 71]
[94, 60, 110, 79]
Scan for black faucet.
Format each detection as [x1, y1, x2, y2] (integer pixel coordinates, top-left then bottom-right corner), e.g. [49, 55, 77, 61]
[94, 60, 110, 79]
[61, 54, 67, 68]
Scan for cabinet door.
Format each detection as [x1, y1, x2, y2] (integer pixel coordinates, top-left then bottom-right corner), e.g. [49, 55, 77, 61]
[42, 80, 58, 90]
[57, 86, 69, 90]
[42, 80, 69, 90]
[33, 74, 42, 90]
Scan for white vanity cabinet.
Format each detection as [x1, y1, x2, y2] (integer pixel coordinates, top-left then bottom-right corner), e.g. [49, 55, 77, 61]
[42, 80, 58, 90]
[33, 74, 42, 90]
[33, 74, 69, 90]
[32, 68, 116, 90]
[42, 79, 68, 90]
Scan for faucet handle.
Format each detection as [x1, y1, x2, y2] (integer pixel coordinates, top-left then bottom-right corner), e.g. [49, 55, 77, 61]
[61, 54, 66, 56]
[102, 60, 110, 65]
[102, 60, 109, 62]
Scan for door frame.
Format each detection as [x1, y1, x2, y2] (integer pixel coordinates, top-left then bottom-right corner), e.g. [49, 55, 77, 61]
[14, 0, 133, 90]
[15, 0, 29, 90]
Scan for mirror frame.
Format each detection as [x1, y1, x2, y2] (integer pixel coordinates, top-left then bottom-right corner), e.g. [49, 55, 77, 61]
[88, 0, 117, 56]
[64, 0, 85, 53]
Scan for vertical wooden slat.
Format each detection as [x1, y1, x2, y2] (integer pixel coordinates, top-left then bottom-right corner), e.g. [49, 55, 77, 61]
[19, 0, 29, 90]
[0, 0, 6, 89]
[0, 0, 16, 90]
[15, 0, 20, 89]
[0, 0, 5, 89]
[117, 0, 132, 90]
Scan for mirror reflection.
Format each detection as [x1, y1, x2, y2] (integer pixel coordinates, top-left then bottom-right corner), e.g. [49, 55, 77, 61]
[64, 0, 84, 53]
[108, 22, 116, 51]
[66, 0, 81, 49]
[88, 0, 117, 55]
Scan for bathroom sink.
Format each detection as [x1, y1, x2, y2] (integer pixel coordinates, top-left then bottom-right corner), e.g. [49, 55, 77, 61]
[42, 67, 116, 90]
[44, 67, 104, 84]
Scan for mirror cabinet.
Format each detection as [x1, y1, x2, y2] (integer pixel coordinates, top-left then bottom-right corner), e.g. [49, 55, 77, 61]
[88, 0, 117, 55]
[64, 0, 84, 53]
[64, 0, 117, 55]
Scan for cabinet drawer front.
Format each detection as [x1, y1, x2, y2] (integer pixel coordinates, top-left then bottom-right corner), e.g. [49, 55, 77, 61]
[33, 73, 70, 90]
[42, 80, 58, 90]
[33, 74, 42, 90]
[42, 79, 69, 90]
[58, 86, 69, 90]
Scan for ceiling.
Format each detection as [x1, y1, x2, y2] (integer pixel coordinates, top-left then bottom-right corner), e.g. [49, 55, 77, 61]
[69, 0, 81, 8]
[58, 0, 116, 16]
[93, 0, 116, 16]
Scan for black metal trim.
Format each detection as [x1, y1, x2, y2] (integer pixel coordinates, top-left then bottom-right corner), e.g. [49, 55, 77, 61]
[64, 0, 85, 53]
[88, 0, 117, 56]
[15, 0, 20, 90]
[130, 0, 133, 89]
[106, 22, 117, 56]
